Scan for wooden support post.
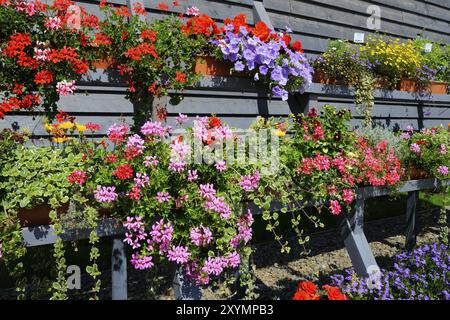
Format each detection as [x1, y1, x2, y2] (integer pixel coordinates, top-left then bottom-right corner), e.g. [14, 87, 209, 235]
[336, 196, 380, 277]
[405, 191, 419, 250]
[111, 237, 128, 300]
[252, 1, 274, 30]
[172, 267, 202, 300]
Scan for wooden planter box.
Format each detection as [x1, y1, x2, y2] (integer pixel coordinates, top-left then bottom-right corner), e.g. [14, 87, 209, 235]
[18, 204, 111, 227]
[312, 70, 341, 85]
[18, 204, 69, 227]
[405, 166, 430, 180]
[194, 56, 248, 77]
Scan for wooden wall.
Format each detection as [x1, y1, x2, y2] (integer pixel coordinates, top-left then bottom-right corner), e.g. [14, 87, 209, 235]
[1, 0, 450, 136]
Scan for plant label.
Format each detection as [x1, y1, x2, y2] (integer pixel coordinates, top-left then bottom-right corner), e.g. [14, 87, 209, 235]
[424, 43, 433, 53]
[354, 33, 365, 43]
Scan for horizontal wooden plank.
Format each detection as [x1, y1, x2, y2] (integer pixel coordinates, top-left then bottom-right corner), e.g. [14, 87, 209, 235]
[271, 0, 450, 43]
[365, 0, 450, 23]
[286, 0, 450, 36]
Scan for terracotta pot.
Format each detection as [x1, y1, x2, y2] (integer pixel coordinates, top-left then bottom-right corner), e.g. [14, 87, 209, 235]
[92, 58, 113, 69]
[429, 81, 448, 94]
[406, 166, 430, 180]
[18, 204, 69, 227]
[398, 78, 417, 92]
[194, 56, 247, 77]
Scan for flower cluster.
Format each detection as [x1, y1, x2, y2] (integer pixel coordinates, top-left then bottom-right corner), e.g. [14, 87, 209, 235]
[293, 281, 348, 300]
[288, 105, 403, 216]
[213, 14, 313, 100]
[64, 115, 260, 287]
[331, 243, 450, 300]
[0, 0, 98, 118]
[401, 125, 449, 179]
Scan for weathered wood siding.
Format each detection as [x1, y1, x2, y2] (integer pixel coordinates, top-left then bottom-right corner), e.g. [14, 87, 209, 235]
[1, 0, 450, 136]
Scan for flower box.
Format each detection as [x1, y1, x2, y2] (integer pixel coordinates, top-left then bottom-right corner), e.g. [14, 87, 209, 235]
[372, 77, 391, 89]
[429, 81, 448, 94]
[405, 166, 430, 180]
[18, 204, 69, 227]
[18, 204, 111, 227]
[312, 70, 340, 85]
[194, 56, 247, 77]
[397, 78, 417, 92]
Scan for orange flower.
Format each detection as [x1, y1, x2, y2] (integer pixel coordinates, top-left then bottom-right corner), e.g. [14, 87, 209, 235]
[141, 29, 157, 42]
[322, 285, 348, 300]
[115, 6, 130, 17]
[133, 2, 147, 15]
[293, 290, 320, 300]
[253, 21, 270, 42]
[175, 71, 187, 84]
[93, 32, 112, 46]
[297, 281, 318, 296]
[34, 70, 54, 85]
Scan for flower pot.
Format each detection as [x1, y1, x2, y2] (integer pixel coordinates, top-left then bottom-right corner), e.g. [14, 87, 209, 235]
[92, 58, 113, 69]
[313, 70, 332, 84]
[18, 204, 69, 227]
[429, 81, 448, 94]
[398, 78, 417, 92]
[194, 56, 247, 77]
[406, 166, 430, 180]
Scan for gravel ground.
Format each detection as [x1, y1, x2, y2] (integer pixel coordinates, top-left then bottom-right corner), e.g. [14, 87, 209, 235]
[0, 207, 447, 300]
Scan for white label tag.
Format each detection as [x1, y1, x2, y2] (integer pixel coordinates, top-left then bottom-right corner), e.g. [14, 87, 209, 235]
[424, 43, 433, 53]
[354, 32, 365, 43]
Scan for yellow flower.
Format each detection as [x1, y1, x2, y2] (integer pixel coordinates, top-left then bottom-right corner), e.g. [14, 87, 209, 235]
[52, 137, 71, 143]
[59, 122, 75, 130]
[44, 123, 53, 133]
[76, 124, 87, 133]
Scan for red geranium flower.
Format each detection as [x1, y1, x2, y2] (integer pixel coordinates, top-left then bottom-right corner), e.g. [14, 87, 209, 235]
[253, 21, 270, 42]
[115, 6, 130, 17]
[292, 41, 303, 52]
[93, 32, 112, 46]
[208, 116, 222, 128]
[133, 2, 147, 15]
[175, 71, 187, 84]
[281, 33, 292, 46]
[157, 2, 169, 11]
[113, 164, 134, 180]
[140, 29, 157, 42]
[34, 70, 54, 85]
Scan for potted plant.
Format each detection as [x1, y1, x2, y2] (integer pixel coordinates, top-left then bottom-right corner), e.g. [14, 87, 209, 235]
[0, 0, 98, 119]
[400, 125, 449, 180]
[414, 38, 449, 94]
[360, 36, 422, 92]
